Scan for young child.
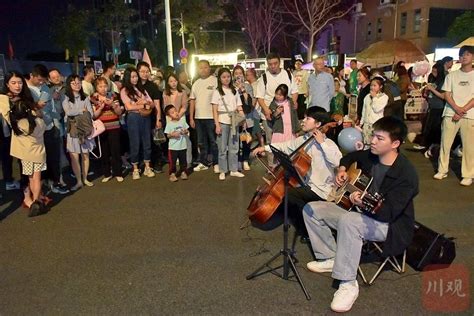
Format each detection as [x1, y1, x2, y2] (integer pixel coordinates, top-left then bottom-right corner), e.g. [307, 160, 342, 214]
[359, 77, 388, 145]
[269, 84, 300, 143]
[164, 104, 189, 182]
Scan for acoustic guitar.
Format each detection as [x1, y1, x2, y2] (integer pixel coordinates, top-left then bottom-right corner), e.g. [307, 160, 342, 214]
[331, 163, 384, 215]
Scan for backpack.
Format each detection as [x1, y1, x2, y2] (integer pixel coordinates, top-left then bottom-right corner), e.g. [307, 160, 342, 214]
[67, 111, 94, 145]
[262, 69, 293, 90]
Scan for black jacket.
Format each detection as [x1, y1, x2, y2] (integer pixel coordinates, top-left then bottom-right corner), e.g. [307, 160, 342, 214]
[340, 150, 419, 256]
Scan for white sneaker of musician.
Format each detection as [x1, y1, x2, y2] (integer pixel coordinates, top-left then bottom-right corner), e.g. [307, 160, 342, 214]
[331, 280, 359, 313]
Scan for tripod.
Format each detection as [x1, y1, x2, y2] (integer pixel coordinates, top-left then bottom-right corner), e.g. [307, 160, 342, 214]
[246, 146, 311, 301]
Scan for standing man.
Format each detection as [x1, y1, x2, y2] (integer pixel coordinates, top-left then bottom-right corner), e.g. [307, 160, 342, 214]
[189, 60, 219, 172]
[307, 57, 335, 112]
[82, 65, 96, 96]
[256, 53, 298, 144]
[102, 62, 119, 94]
[303, 116, 418, 312]
[348, 59, 359, 96]
[293, 58, 309, 119]
[434, 45, 474, 186]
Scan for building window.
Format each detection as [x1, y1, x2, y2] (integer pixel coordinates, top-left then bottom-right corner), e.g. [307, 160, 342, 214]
[414, 9, 421, 33]
[400, 12, 407, 35]
[376, 18, 382, 39]
[367, 22, 372, 41]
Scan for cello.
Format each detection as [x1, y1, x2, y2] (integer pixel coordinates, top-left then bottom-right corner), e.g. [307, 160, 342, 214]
[247, 123, 335, 224]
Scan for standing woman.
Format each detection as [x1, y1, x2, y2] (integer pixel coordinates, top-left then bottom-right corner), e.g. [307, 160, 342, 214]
[356, 67, 371, 123]
[163, 73, 188, 119]
[63, 74, 96, 190]
[90, 77, 124, 182]
[232, 65, 253, 171]
[0, 72, 47, 215]
[211, 68, 245, 180]
[120, 67, 155, 180]
[163, 73, 191, 165]
[422, 62, 446, 158]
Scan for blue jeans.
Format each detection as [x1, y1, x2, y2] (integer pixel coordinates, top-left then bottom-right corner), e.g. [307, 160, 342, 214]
[195, 119, 218, 166]
[127, 112, 152, 165]
[217, 123, 239, 173]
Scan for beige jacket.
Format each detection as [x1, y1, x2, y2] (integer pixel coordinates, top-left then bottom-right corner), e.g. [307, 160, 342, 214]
[0, 94, 46, 163]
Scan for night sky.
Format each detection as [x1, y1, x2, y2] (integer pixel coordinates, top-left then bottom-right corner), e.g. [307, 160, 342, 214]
[0, 0, 85, 59]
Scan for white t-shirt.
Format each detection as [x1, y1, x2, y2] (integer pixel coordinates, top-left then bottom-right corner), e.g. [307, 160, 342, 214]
[442, 69, 474, 119]
[82, 80, 95, 96]
[211, 88, 242, 125]
[255, 70, 298, 107]
[190, 76, 218, 119]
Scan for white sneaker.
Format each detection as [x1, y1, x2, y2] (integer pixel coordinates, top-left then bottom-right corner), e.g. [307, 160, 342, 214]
[5, 180, 20, 191]
[193, 163, 209, 172]
[230, 171, 245, 178]
[307, 259, 334, 273]
[243, 161, 251, 171]
[460, 178, 472, 186]
[219, 173, 226, 181]
[331, 280, 359, 313]
[116, 176, 124, 182]
[132, 169, 141, 180]
[413, 144, 426, 150]
[453, 145, 463, 158]
[433, 172, 447, 180]
[143, 167, 155, 178]
[213, 164, 220, 174]
[101, 176, 113, 183]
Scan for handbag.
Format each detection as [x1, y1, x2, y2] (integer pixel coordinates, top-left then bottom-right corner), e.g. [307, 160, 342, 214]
[89, 119, 106, 139]
[153, 128, 167, 144]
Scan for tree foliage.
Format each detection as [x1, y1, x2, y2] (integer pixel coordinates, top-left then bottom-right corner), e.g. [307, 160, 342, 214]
[51, 5, 93, 73]
[281, 0, 354, 61]
[156, 0, 225, 53]
[447, 11, 474, 44]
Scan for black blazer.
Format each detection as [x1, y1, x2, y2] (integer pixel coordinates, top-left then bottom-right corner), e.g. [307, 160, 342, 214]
[340, 150, 419, 256]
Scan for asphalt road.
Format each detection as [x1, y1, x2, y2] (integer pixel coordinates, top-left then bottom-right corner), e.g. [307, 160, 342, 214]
[0, 147, 473, 315]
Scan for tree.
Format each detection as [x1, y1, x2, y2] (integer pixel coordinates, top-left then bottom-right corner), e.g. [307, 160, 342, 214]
[94, 0, 140, 63]
[52, 6, 93, 74]
[235, 0, 285, 57]
[281, 0, 354, 61]
[156, 0, 225, 54]
[447, 11, 474, 44]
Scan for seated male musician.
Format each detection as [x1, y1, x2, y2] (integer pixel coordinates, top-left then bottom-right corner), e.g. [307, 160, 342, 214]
[303, 116, 418, 313]
[252, 107, 342, 238]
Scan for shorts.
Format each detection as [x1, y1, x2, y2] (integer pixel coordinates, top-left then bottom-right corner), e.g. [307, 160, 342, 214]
[21, 160, 47, 176]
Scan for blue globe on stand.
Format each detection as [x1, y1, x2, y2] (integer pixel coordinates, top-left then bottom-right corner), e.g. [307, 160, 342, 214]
[338, 127, 364, 153]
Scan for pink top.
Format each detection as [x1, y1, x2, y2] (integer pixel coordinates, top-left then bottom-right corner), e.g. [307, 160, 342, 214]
[120, 87, 152, 111]
[271, 99, 295, 143]
[163, 91, 188, 113]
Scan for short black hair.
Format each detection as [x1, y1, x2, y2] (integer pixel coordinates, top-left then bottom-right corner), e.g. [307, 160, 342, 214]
[198, 59, 210, 67]
[459, 45, 474, 57]
[31, 64, 48, 78]
[137, 61, 151, 72]
[350, 59, 357, 64]
[164, 104, 176, 115]
[305, 106, 330, 126]
[372, 116, 407, 148]
[266, 52, 280, 61]
[48, 68, 61, 76]
[83, 65, 95, 76]
[441, 56, 454, 63]
[103, 61, 115, 73]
